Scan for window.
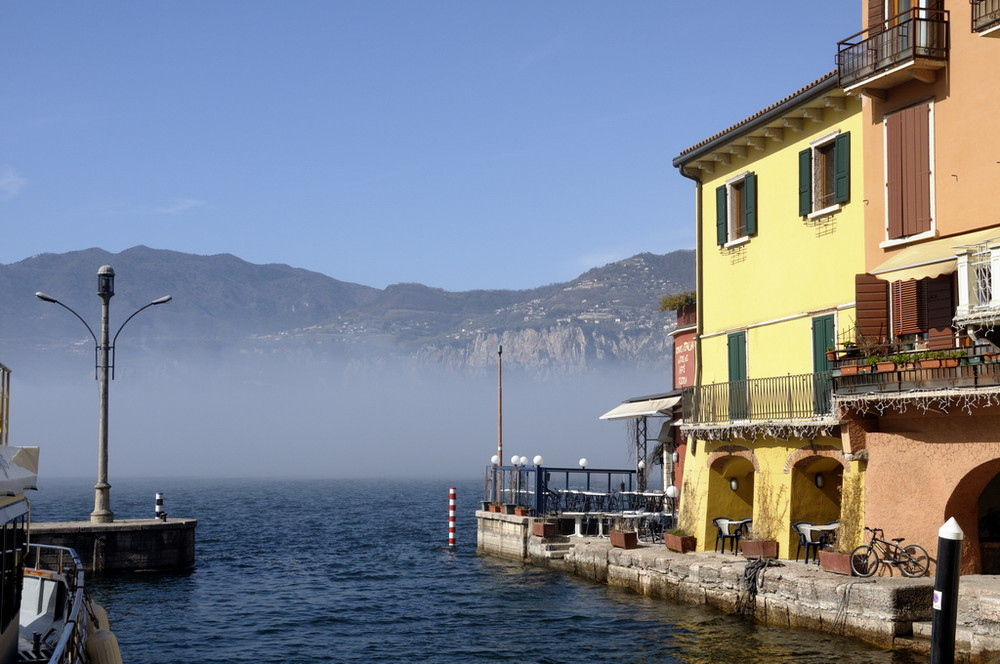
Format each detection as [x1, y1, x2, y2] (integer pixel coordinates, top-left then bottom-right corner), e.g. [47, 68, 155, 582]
[715, 172, 757, 246]
[798, 132, 850, 216]
[890, 275, 954, 348]
[885, 102, 933, 241]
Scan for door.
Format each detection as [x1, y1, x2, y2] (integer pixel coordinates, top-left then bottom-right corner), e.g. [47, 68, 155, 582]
[728, 332, 748, 420]
[812, 315, 835, 415]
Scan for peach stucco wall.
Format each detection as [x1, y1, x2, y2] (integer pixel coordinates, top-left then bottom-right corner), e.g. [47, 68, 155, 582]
[862, 406, 1000, 574]
[862, 0, 1000, 269]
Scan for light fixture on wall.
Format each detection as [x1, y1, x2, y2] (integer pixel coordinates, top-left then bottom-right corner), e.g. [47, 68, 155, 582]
[729, 478, 739, 492]
[815, 473, 824, 488]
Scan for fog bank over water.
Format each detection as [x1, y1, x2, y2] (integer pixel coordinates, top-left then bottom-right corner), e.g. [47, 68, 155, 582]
[7, 347, 670, 480]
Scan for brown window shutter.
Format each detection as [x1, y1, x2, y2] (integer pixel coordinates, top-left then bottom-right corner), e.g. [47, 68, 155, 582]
[924, 274, 956, 349]
[886, 103, 932, 239]
[868, 0, 884, 34]
[855, 273, 889, 341]
[892, 279, 924, 336]
[886, 112, 905, 239]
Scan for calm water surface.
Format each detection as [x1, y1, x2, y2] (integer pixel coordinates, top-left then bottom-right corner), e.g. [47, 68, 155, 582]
[30, 477, 922, 664]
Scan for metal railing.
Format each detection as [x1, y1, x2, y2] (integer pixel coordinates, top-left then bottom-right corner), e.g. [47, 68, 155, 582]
[973, 0, 1000, 33]
[833, 355, 1000, 396]
[837, 8, 949, 89]
[483, 466, 638, 516]
[680, 372, 833, 426]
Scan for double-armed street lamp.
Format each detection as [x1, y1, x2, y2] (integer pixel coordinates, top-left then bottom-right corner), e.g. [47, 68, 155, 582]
[36, 265, 172, 523]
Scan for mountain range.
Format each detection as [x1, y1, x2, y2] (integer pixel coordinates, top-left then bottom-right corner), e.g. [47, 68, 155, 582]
[0, 246, 694, 376]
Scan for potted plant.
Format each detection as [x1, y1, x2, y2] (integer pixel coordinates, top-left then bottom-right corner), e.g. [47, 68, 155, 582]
[532, 520, 557, 537]
[664, 528, 697, 553]
[513, 506, 531, 517]
[742, 479, 784, 560]
[610, 516, 639, 549]
[819, 473, 864, 575]
[866, 355, 896, 372]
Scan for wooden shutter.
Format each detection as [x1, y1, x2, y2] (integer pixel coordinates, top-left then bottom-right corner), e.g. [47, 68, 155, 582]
[855, 273, 889, 341]
[924, 274, 956, 349]
[834, 132, 851, 205]
[868, 0, 885, 34]
[716, 185, 728, 245]
[742, 172, 757, 236]
[892, 279, 924, 336]
[798, 148, 812, 216]
[727, 332, 747, 382]
[886, 104, 931, 239]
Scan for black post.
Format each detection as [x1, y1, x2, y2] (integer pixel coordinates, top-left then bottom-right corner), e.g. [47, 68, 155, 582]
[534, 467, 544, 516]
[931, 517, 964, 664]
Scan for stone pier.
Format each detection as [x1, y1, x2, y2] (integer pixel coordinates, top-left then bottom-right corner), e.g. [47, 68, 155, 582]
[30, 518, 196, 573]
[478, 512, 1000, 663]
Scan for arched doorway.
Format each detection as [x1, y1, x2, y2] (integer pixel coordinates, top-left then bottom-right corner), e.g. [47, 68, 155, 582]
[789, 456, 843, 547]
[708, 454, 754, 522]
[944, 458, 1000, 574]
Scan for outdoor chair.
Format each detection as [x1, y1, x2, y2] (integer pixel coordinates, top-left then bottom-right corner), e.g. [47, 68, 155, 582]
[713, 517, 744, 554]
[793, 521, 823, 564]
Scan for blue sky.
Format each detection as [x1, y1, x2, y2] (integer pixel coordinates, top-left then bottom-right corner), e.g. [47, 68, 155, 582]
[1, 2, 860, 292]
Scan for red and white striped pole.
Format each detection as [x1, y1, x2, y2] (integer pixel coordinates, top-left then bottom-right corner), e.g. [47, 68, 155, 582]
[448, 487, 457, 548]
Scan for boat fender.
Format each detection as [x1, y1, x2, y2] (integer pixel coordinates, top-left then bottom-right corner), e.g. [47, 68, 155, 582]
[89, 603, 111, 633]
[86, 629, 123, 664]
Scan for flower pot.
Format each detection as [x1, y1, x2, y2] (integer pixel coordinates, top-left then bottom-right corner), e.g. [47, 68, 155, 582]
[825, 350, 837, 362]
[874, 361, 896, 372]
[488, 503, 502, 513]
[839, 364, 860, 376]
[532, 521, 557, 537]
[919, 359, 942, 369]
[514, 507, 531, 517]
[819, 550, 855, 576]
[741, 539, 779, 559]
[610, 530, 638, 549]
[664, 533, 696, 553]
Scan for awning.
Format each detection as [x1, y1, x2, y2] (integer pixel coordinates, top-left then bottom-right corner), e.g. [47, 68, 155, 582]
[599, 396, 680, 421]
[871, 228, 1000, 281]
[0, 446, 39, 495]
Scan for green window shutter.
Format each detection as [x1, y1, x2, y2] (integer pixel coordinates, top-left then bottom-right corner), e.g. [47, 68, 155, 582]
[834, 131, 851, 204]
[716, 185, 728, 245]
[742, 172, 757, 236]
[798, 148, 812, 216]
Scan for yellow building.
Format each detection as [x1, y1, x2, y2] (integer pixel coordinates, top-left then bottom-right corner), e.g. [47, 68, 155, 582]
[672, 73, 865, 558]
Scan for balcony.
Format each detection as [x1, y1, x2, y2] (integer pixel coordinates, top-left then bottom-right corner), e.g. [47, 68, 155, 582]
[972, 0, 1000, 36]
[955, 240, 1000, 331]
[680, 372, 837, 441]
[832, 351, 1000, 412]
[837, 8, 949, 95]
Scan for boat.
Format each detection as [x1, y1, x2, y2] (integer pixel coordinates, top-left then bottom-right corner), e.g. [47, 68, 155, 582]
[0, 447, 122, 664]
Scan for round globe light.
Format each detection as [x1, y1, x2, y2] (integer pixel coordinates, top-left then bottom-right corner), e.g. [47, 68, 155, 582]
[519, 456, 528, 466]
[510, 455, 520, 466]
[533, 455, 544, 466]
[491, 455, 499, 465]
[666, 485, 679, 499]
[579, 458, 589, 468]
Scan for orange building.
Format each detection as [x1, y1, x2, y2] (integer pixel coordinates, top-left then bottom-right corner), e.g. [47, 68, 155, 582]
[833, 0, 1000, 573]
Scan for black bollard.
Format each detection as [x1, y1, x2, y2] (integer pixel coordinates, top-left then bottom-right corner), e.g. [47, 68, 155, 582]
[931, 517, 964, 664]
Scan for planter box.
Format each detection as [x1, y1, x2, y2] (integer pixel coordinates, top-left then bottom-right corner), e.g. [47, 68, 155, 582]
[741, 539, 779, 559]
[610, 530, 638, 549]
[663, 533, 696, 553]
[532, 521, 557, 537]
[839, 364, 861, 376]
[488, 504, 502, 513]
[819, 550, 855, 575]
[513, 507, 531, 517]
[873, 361, 896, 372]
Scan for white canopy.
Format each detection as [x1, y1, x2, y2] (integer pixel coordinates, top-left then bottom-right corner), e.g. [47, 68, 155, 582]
[599, 396, 680, 421]
[0, 446, 39, 495]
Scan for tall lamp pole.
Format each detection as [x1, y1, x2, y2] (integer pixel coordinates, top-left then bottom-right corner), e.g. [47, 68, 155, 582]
[496, 344, 503, 505]
[36, 265, 172, 523]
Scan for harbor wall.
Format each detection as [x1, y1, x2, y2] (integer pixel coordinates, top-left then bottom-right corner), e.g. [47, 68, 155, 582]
[476, 512, 1000, 661]
[30, 518, 197, 573]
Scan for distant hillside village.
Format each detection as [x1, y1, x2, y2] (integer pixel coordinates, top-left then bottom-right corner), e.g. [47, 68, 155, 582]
[657, 0, 1000, 576]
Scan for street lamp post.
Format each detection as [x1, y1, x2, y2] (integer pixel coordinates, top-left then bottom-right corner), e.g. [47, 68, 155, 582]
[36, 265, 171, 524]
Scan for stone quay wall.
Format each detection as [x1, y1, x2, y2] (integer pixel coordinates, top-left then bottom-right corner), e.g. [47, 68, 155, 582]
[476, 512, 1000, 661]
[31, 518, 197, 573]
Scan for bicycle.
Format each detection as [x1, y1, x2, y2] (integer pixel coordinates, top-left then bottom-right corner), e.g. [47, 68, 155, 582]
[850, 527, 929, 578]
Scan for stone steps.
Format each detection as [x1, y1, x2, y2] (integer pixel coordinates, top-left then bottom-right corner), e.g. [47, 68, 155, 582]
[911, 620, 974, 649]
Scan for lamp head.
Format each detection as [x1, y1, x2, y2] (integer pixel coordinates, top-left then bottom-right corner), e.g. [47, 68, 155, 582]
[35, 292, 58, 304]
[97, 265, 115, 298]
[151, 295, 173, 305]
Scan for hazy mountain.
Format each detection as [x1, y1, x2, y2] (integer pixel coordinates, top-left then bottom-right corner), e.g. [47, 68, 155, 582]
[0, 245, 694, 376]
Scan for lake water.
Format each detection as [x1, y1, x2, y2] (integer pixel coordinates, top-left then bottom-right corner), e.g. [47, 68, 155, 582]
[29, 477, 922, 663]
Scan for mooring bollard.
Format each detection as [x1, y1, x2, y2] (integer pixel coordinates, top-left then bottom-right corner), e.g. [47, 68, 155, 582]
[448, 487, 456, 547]
[931, 517, 964, 664]
[155, 492, 167, 521]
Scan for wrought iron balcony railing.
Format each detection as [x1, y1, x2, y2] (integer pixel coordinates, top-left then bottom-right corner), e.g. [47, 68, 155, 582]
[681, 371, 833, 427]
[973, 0, 1000, 34]
[837, 8, 949, 90]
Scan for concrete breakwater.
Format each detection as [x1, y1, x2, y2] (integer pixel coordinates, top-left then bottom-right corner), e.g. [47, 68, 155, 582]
[477, 512, 1000, 663]
[31, 518, 197, 573]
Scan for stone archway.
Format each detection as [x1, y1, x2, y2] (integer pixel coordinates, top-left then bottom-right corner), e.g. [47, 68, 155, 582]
[946, 458, 1000, 574]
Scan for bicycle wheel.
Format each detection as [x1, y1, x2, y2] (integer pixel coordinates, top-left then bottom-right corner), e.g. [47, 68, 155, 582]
[900, 544, 930, 578]
[850, 545, 879, 577]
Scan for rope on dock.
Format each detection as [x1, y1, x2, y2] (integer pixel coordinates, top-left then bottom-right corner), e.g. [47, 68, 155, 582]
[736, 558, 781, 615]
[832, 579, 875, 634]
